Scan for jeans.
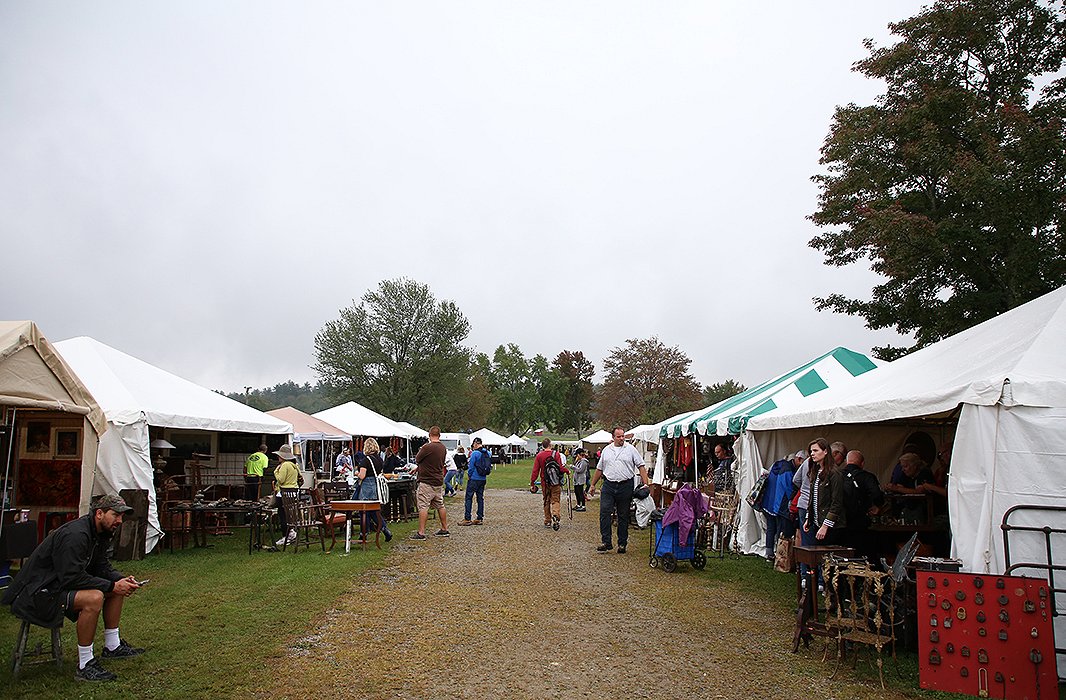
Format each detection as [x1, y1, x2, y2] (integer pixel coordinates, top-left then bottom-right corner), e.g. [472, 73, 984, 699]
[575, 483, 586, 507]
[244, 475, 261, 501]
[765, 513, 796, 558]
[465, 479, 486, 521]
[599, 479, 634, 547]
[444, 471, 460, 496]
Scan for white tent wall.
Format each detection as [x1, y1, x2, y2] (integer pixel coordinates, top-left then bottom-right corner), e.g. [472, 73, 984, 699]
[740, 422, 948, 556]
[95, 419, 161, 551]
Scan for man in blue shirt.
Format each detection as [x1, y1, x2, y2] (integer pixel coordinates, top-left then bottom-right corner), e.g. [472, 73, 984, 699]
[459, 438, 490, 526]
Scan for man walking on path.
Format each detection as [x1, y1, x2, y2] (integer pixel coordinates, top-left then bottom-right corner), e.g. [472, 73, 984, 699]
[244, 444, 268, 500]
[531, 439, 570, 531]
[459, 438, 490, 526]
[412, 426, 450, 540]
[588, 427, 650, 553]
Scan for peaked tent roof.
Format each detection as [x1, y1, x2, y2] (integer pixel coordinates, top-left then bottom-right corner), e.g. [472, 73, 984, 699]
[313, 401, 413, 438]
[506, 434, 526, 446]
[581, 429, 613, 444]
[660, 347, 880, 438]
[267, 407, 349, 441]
[628, 410, 701, 443]
[470, 427, 509, 446]
[0, 321, 106, 435]
[747, 285, 1066, 431]
[395, 421, 429, 438]
[55, 337, 291, 434]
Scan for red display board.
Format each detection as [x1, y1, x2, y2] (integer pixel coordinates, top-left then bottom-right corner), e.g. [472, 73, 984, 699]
[918, 571, 1056, 699]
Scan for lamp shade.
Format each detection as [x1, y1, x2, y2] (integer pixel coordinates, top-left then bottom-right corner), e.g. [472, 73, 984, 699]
[149, 439, 176, 450]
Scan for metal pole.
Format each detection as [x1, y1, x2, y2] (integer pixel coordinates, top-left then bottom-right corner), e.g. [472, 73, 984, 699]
[1, 407, 16, 540]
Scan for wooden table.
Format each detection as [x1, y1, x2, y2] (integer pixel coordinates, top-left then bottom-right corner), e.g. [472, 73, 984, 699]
[328, 500, 382, 554]
[792, 544, 856, 652]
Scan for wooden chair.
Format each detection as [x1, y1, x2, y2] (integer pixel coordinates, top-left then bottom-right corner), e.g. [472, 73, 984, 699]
[279, 489, 327, 553]
[707, 491, 740, 558]
[310, 488, 340, 552]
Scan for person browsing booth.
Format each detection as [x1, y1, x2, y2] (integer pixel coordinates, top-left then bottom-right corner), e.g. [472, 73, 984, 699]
[2, 494, 146, 682]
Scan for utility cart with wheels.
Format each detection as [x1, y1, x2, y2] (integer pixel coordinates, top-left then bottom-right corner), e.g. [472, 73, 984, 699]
[648, 512, 708, 573]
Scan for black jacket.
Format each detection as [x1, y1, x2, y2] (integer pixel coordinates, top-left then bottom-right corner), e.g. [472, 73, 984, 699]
[1, 514, 123, 626]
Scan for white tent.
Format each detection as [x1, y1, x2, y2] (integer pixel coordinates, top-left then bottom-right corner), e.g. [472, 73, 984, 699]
[313, 402, 417, 439]
[395, 421, 429, 439]
[506, 433, 526, 446]
[470, 427, 509, 446]
[580, 429, 613, 448]
[55, 337, 294, 551]
[745, 285, 1066, 578]
[0, 322, 107, 530]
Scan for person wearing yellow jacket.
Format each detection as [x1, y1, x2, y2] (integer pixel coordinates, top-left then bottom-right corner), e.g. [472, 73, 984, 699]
[273, 445, 300, 546]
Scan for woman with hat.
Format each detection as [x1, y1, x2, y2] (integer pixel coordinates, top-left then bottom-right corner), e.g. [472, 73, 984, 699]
[273, 444, 300, 546]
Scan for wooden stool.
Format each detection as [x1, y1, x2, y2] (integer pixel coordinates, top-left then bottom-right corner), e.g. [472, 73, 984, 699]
[11, 619, 63, 677]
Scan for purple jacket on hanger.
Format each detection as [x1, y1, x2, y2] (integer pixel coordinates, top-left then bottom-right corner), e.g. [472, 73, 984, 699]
[662, 483, 710, 545]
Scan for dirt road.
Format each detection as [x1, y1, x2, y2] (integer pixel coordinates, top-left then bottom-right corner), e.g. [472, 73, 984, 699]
[265, 489, 911, 699]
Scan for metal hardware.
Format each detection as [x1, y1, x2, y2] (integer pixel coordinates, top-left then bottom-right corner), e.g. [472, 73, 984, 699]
[957, 606, 967, 620]
[978, 648, 989, 664]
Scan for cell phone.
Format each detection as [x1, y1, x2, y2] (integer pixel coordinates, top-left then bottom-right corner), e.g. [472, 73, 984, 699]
[135, 579, 150, 586]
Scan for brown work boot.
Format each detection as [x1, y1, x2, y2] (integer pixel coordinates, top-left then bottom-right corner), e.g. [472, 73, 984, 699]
[472, 519, 483, 525]
[458, 520, 474, 526]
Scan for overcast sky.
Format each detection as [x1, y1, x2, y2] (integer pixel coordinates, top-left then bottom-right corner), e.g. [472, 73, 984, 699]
[1, 2, 928, 396]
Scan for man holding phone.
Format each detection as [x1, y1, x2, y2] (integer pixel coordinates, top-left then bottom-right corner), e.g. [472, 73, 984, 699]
[2, 494, 146, 681]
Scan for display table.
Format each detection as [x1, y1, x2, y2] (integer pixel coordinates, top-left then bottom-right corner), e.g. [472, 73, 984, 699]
[792, 544, 856, 652]
[328, 500, 382, 554]
[167, 503, 264, 554]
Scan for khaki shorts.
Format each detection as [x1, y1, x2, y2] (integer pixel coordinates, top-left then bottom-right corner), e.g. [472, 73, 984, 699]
[416, 482, 444, 511]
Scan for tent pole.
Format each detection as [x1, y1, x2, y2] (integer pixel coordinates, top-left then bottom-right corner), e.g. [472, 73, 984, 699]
[691, 429, 699, 486]
[0, 407, 14, 539]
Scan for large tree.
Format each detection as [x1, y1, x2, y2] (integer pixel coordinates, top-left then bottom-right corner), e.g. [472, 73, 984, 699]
[479, 344, 566, 435]
[313, 278, 471, 425]
[702, 379, 748, 407]
[811, 0, 1066, 359]
[593, 337, 703, 428]
[552, 350, 595, 434]
[224, 380, 332, 413]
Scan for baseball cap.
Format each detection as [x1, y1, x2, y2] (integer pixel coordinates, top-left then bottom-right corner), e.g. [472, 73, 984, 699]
[94, 494, 133, 513]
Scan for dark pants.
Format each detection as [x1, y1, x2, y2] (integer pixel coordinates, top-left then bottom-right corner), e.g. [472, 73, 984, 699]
[465, 479, 485, 521]
[599, 479, 634, 547]
[244, 475, 261, 501]
[765, 513, 796, 558]
[575, 483, 586, 507]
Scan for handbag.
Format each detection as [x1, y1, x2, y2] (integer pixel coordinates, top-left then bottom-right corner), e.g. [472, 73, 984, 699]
[774, 533, 795, 573]
[746, 472, 769, 509]
[376, 474, 389, 505]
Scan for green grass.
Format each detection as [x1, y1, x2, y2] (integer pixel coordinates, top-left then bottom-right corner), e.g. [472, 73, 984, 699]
[484, 457, 535, 491]
[0, 518, 415, 699]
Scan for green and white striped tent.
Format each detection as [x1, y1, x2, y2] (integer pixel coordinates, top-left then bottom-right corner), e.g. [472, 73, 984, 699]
[660, 347, 879, 439]
[657, 347, 882, 555]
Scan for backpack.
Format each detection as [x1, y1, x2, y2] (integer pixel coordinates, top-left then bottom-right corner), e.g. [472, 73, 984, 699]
[842, 465, 870, 527]
[543, 451, 562, 487]
[474, 448, 493, 477]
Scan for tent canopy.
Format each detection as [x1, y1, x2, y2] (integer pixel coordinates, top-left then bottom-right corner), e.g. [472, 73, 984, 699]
[581, 429, 613, 446]
[660, 347, 879, 438]
[506, 433, 526, 446]
[395, 421, 428, 438]
[267, 407, 349, 442]
[313, 401, 417, 438]
[470, 427, 509, 446]
[55, 337, 292, 434]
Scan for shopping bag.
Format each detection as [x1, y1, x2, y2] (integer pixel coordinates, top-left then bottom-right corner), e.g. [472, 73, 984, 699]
[774, 533, 795, 573]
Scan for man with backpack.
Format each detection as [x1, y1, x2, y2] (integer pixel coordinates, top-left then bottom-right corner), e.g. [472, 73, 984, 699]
[841, 450, 885, 561]
[531, 438, 570, 531]
[459, 438, 492, 526]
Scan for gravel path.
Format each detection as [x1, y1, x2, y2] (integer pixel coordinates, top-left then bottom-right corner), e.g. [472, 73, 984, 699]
[265, 489, 914, 700]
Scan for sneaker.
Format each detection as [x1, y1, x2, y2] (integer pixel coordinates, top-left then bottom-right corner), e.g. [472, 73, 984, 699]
[410, 532, 427, 540]
[433, 529, 450, 537]
[552, 515, 560, 531]
[102, 639, 145, 659]
[458, 520, 474, 526]
[596, 543, 612, 552]
[383, 528, 393, 542]
[574, 506, 586, 512]
[75, 658, 116, 682]
[274, 536, 288, 546]
[543, 523, 552, 529]
[617, 545, 627, 554]
[472, 519, 483, 525]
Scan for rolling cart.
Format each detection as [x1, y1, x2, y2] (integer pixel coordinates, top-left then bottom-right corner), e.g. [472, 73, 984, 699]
[648, 511, 708, 573]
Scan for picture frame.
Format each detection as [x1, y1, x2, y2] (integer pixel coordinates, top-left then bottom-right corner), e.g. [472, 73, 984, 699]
[21, 420, 52, 458]
[53, 427, 82, 460]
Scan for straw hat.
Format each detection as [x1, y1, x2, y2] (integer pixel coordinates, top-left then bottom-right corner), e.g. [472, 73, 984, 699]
[274, 444, 297, 461]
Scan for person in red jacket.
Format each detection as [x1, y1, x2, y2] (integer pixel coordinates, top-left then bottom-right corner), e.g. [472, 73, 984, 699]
[531, 438, 570, 531]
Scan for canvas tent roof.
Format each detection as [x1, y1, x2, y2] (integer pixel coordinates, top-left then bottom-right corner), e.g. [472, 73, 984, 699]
[0, 322, 106, 434]
[741, 285, 1066, 583]
[395, 421, 429, 438]
[506, 434, 526, 446]
[580, 429, 613, 446]
[267, 407, 349, 442]
[55, 337, 292, 434]
[660, 347, 879, 438]
[470, 427, 509, 446]
[313, 401, 415, 438]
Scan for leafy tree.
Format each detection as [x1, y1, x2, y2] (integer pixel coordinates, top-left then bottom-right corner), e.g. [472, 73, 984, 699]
[702, 379, 748, 407]
[552, 350, 595, 434]
[479, 344, 566, 435]
[434, 369, 495, 433]
[224, 380, 333, 413]
[593, 336, 703, 428]
[810, 0, 1066, 359]
[313, 278, 472, 425]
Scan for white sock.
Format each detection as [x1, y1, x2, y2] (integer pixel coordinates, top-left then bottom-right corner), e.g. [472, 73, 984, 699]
[78, 644, 94, 668]
[104, 628, 120, 650]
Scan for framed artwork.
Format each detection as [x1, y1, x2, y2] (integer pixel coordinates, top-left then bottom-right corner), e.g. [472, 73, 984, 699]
[53, 427, 82, 460]
[21, 421, 52, 458]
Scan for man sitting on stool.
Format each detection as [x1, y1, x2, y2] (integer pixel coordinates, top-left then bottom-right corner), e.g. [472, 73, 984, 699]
[2, 494, 145, 682]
